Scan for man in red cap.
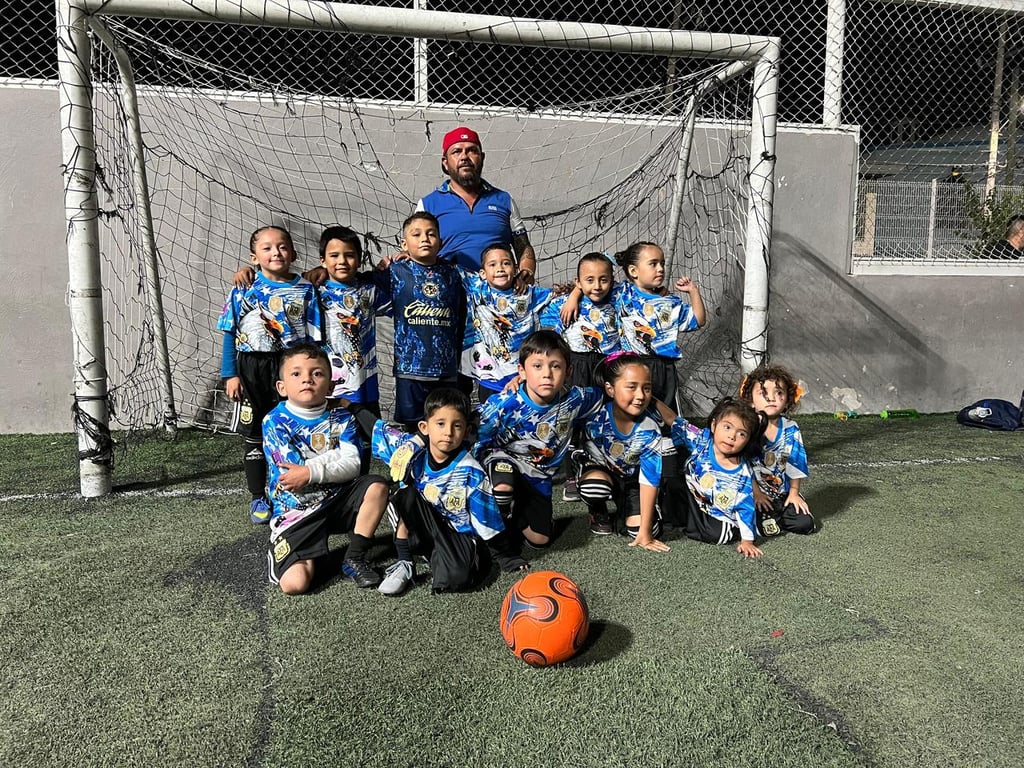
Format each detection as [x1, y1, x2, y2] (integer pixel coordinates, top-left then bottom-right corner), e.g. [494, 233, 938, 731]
[415, 126, 537, 289]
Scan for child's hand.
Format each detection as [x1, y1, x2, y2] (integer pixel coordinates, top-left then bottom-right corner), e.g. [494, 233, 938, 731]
[232, 266, 256, 289]
[559, 289, 582, 325]
[675, 277, 698, 294]
[225, 376, 243, 402]
[736, 540, 763, 558]
[786, 492, 811, 515]
[752, 485, 773, 513]
[514, 268, 535, 294]
[629, 534, 671, 552]
[550, 282, 575, 297]
[301, 266, 329, 287]
[379, 250, 409, 270]
[277, 461, 311, 491]
[502, 375, 522, 394]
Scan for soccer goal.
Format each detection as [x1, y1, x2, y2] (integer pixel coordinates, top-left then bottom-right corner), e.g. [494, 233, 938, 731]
[56, 0, 779, 496]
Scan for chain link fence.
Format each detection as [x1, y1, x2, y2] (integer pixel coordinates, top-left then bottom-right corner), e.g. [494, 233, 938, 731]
[6, 0, 1024, 261]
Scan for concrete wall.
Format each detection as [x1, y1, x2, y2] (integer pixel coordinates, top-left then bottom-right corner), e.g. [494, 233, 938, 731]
[2, 84, 1022, 433]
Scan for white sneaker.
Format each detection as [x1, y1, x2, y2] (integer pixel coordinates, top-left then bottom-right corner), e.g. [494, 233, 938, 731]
[378, 560, 414, 596]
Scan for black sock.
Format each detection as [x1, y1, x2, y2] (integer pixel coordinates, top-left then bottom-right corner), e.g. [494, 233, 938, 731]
[395, 537, 411, 562]
[348, 533, 371, 561]
[243, 438, 266, 498]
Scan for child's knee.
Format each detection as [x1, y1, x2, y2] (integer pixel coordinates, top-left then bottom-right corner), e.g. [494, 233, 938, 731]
[279, 560, 314, 595]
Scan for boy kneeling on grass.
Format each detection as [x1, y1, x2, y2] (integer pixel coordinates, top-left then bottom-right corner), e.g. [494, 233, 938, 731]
[263, 343, 390, 595]
[368, 388, 529, 596]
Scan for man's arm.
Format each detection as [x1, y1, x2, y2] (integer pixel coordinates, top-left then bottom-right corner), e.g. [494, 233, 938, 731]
[513, 232, 537, 292]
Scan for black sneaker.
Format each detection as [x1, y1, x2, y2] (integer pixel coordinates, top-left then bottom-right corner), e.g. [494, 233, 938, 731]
[589, 513, 614, 535]
[341, 558, 381, 588]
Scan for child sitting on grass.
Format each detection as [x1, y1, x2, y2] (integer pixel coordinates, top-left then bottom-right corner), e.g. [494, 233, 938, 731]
[263, 343, 390, 595]
[739, 365, 815, 537]
[475, 330, 604, 549]
[370, 388, 528, 596]
[656, 396, 767, 558]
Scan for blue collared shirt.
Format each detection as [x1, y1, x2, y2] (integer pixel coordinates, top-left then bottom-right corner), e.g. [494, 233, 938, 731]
[417, 179, 528, 272]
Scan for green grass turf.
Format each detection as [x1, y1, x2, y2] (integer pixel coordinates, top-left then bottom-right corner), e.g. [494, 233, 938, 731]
[1, 416, 1023, 766]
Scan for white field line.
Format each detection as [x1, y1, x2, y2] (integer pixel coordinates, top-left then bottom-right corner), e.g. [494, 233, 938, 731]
[2, 454, 1022, 504]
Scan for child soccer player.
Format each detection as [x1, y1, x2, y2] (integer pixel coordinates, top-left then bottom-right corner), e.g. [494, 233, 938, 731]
[476, 330, 604, 549]
[318, 225, 391, 414]
[218, 225, 321, 524]
[461, 242, 553, 402]
[370, 388, 528, 595]
[576, 353, 669, 551]
[739, 365, 815, 537]
[262, 344, 390, 595]
[380, 212, 466, 429]
[540, 251, 619, 501]
[656, 397, 767, 558]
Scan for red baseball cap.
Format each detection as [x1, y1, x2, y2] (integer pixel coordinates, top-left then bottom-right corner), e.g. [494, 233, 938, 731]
[442, 126, 481, 155]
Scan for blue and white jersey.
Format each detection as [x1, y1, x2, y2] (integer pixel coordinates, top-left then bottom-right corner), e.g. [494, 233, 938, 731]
[460, 272, 553, 391]
[218, 272, 321, 352]
[382, 260, 464, 380]
[262, 403, 360, 539]
[582, 403, 667, 487]
[671, 416, 757, 541]
[539, 294, 619, 354]
[371, 421, 504, 541]
[475, 385, 604, 493]
[752, 416, 808, 501]
[613, 281, 698, 359]
[319, 276, 392, 402]
[417, 179, 528, 272]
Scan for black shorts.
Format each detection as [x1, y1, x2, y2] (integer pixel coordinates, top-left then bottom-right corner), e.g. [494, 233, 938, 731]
[394, 376, 458, 428]
[568, 351, 604, 390]
[578, 464, 643, 519]
[234, 351, 282, 440]
[639, 355, 679, 411]
[485, 456, 554, 538]
[267, 474, 386, 584]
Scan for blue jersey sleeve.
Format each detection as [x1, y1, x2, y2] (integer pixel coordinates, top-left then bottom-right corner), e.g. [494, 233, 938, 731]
[670, 416, 703, 453]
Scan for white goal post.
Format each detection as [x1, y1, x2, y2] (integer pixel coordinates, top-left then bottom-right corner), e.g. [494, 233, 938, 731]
[56, 0, 779, 497]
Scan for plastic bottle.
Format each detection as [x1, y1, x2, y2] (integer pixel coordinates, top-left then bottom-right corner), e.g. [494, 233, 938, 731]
[880, 408, 919, 419]
[833, 411, 858, 421]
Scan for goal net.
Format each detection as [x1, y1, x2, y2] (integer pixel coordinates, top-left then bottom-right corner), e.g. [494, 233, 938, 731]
[58, 0, 778, 493]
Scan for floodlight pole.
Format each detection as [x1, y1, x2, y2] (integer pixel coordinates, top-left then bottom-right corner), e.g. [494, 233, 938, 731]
[56, 0, 113, 497]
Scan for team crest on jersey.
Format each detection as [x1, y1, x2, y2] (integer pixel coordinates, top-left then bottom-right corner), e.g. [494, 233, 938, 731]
[658, 308, 672, 325]
[269, 296, 284, 313]
[589, 308, 603, 324]
[514, 297, 528, 314]
[423, 484, 441, 504]
[273, 537, 291, 563]
[389, 444, 416, 482]
[700, 474, 716, 491]
[764, 450, 777, 468]
[286, 302, 303, 321]
[496, 296, 509, 312]
[494, 461, 514, 474]
[343, 294, 356, 310]
[421, 280, 439, 298]
[714, 488, 736, 509]
[556, 416, 571, 436]
[444, 489, 466, 512]
[643, 301, 657, 318]
[536, 422, 552, 440]
[310, 432, 327, 452]
[609, 442, 625, 459]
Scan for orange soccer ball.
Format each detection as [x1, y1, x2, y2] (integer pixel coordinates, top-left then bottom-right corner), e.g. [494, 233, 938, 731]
[499, 570, 589, 667]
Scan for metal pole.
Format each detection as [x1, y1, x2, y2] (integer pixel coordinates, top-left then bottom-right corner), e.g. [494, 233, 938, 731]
[823, 0, 846, 128]
[927, 179, 937, 259]
[77, 1, 777, 62]
[89, 19, 178, 434]
[413, 0, 428, 104]
[1006, 65, 1019, 186]
[740, 41, 780, 374]
[56, 0, 113, 496]
[985, 20, 1007, 200]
